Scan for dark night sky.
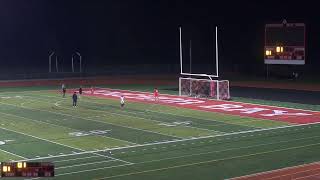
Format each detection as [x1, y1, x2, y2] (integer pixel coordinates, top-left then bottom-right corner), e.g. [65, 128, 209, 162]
[0, 0, 319, 73]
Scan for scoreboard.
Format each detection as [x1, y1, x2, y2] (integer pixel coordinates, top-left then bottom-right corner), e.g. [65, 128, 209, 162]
[0, 162, 54, 177]
[264, 21, 305, 65]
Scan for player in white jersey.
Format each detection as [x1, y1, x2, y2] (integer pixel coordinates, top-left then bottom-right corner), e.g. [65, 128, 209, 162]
[120, 95, 125, 109]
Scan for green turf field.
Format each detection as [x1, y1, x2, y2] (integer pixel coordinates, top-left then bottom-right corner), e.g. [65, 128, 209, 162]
[0, 86, 320, 180]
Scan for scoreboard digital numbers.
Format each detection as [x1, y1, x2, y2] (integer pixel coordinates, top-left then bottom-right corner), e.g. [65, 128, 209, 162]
[0, 162, 54, 177]
[264, 20, 305, 65]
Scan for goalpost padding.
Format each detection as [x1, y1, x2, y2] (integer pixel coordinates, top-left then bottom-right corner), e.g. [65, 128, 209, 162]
[179, 77, 230, 100]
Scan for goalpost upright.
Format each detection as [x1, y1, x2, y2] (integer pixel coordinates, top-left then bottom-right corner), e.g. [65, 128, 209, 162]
[179, 26, 219, 80]
[178, 26, 230, 100]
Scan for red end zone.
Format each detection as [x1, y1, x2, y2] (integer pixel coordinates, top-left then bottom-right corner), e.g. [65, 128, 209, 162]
[76, 88, 320, 124]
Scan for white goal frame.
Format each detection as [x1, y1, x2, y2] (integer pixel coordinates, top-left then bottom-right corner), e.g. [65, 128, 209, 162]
[179, 26, 219, 80]
[179, 77, 230, 100]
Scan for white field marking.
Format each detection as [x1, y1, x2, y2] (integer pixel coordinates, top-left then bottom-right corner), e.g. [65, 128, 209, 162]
[47, 96, 221, 135]
[122, 136, 320, 166]
[31, 91, 289, 131]
[108, 97, 262, 129]
[0, 126, 132, 165]
[54, 100, 64, 107]
[0, 148, 26, 159]
[85, 88, 318, 125]
[55, 163, 133, 177]
[0, 110, 136, 146]
[50, 104, 182, 139]
[30, 93, 258, 132]
[8, 97, 182, 140]
[54, 155, 100, 163]
[0, 101, 138, 146]
[19, 128, 320, 172]
[81, 140, 320, 180]
[144, 108, 276, 129]
[5, 88, 320, 119]
[0, 126, 84, 152]
[56, 159, 118, 170]
[228, 161, 320, 180]
[14, 122, 320, 163]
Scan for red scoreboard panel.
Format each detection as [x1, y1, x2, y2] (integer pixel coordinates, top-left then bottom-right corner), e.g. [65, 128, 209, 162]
[0, 162, 54, 177]
[264, 21, 305, 65]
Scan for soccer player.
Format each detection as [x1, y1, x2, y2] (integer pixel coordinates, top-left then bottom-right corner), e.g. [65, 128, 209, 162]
[91, 86, 94, 94]
[62, 84, 66, 98]
[154, 87, 159, 102]
[79, 86, 83, 99]
[72, 92, 78, 107]
[120, 95, 125, 109]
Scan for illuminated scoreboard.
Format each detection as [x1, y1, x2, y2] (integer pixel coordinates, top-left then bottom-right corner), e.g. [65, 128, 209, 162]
[264, 20, 305, 65]
[0, 162, 54, 177]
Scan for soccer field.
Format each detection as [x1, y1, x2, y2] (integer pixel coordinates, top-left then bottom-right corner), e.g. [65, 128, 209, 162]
[1, 87, 320, 180]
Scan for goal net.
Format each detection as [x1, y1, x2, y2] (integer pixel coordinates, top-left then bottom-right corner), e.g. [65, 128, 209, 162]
[179, 77, 230, 100]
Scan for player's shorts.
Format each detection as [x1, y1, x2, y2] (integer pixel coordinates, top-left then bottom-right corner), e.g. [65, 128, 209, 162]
[154, 93, 159, 97]
[121, 103, 125, 107]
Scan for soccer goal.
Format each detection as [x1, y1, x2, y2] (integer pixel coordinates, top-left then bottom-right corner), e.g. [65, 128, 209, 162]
[178, 26, 230, 100]
[179, 77, 230, 100]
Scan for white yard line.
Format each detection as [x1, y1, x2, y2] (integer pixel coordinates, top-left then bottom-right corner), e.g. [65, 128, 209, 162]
[25, 94, 220, 135]
[20, 93, 247, 134]
[0, 98, 182, 140]
[53, 155, 100, 163]
[0, 126, 132, 165]
[14, 91, 303, 132]
[0, 104, 136, 146]
[16, 123, 320, 162]
[55, 138, 320, 178]
[0, 148, 26, 159]
[56, 159, 117, 170]
[55, 163, 132, 177]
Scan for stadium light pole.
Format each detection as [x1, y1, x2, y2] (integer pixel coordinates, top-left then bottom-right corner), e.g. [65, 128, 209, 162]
[55, 55, 59, 72]
[49, 51, 54, 73]
[76, 52, 82, 73]
[71, 55, 74, 73]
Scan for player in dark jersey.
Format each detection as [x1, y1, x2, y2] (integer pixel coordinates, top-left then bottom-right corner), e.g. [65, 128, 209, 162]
[72, 92, 78, 107]
[62, 85, 66, 98]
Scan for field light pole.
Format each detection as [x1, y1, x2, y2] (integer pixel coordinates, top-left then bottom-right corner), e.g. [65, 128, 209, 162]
[71, 55, 74, 73]
[76, 52, 82, 73]
[49, 51, 55, 73]
[72, 52, 82, 73]
[55, 55, 59, 72]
